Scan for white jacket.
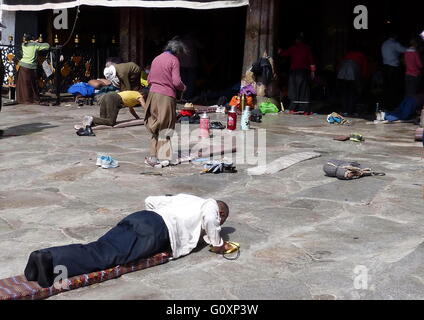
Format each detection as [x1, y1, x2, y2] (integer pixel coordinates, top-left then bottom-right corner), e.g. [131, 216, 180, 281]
[145, 194, 223, 259]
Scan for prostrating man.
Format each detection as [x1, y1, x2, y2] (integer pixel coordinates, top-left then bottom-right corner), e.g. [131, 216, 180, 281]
[104, 62, 142, 92]
[23, 194, 232, 288]
[144, 39, 186, 168]
[381, 32, 406, 109]
[75, 90, 145, 129]
[278, 34, 316, 115]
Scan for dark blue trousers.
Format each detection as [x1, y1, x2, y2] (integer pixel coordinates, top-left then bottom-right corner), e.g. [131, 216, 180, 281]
[41, 211, 170, 278]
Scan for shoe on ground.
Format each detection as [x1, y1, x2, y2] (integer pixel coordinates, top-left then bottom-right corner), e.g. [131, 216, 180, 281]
[82, 115, 94, 127]
[145, 157, 163, 169]
[74, 124, 84, 130]
[101, 157, 119, 169]
[76, 126, 96, 136]
[96, 155, 107, 166]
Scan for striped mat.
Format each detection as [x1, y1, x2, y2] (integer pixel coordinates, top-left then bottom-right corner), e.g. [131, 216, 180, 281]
[0, 252, 170, 300]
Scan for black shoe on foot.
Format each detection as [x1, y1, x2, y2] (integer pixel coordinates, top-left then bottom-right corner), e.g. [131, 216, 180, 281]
[33, 251, 54, 288]
[24, 251, 39, 281]
[76, 125, 96, 136]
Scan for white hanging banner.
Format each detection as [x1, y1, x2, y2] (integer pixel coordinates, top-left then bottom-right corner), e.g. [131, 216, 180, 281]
[2, 0, 249, 11]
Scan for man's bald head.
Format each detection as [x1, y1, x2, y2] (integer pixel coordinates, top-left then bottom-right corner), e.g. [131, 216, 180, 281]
[216, 201, 229, 225]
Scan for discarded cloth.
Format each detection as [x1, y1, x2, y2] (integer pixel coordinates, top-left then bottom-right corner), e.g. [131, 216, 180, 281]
[327, 112, 349, 125]
[384, 96, 419, 122]
[68, 82, 95, 97]
[259, 101, 279, 114]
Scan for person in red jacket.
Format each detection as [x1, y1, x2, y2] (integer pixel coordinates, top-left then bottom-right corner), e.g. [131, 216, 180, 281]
[404, 37, 423, 97]
[278, 35, 316, 115]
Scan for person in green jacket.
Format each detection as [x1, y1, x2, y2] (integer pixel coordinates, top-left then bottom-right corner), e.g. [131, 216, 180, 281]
[16, 33, 50, 104]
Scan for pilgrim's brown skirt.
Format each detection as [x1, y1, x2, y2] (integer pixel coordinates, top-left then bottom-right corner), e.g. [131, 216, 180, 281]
[144, 92, 176, 160]
[16, 66, 39, 104]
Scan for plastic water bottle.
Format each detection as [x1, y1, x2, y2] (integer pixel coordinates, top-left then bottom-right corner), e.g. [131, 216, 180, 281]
[241, 106, 251, 131]
[199, 112, 210, 138]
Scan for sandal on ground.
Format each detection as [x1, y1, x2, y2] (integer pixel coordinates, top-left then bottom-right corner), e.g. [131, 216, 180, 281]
[144, 157, 163, 169]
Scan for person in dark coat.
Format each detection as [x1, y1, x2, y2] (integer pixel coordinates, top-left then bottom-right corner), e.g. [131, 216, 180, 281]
[278, 35, 316, 115]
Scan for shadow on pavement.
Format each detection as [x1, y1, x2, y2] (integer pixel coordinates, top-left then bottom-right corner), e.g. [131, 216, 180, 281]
[0, 123, 58, 139]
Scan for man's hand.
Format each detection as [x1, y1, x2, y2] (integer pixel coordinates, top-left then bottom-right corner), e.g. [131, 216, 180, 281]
[129, 107, 140, 120]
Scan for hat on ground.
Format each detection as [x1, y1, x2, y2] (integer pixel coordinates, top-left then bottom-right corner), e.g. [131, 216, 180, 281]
[182, 102, 195, 111]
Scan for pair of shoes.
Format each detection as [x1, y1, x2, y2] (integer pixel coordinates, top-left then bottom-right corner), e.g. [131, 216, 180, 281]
[96, 155, 119, 169]
[74, 124, 84, 130]
[24, 251, 54, 288]
[145, 156, 163, 169]
[76, 125, 95, 136]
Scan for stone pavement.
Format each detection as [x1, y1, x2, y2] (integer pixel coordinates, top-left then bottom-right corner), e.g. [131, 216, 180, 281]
[0, 102, 423, 300]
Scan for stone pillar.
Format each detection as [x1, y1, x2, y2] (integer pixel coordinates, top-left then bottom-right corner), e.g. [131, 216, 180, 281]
[242, 0, 277, 74]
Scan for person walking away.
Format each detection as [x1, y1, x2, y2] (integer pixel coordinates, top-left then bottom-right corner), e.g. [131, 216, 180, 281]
[381, 32, 406, 110]
[16, 33, 50, 105]
[144, 39, 187, 168]
[278, 35, 316, 115]
[337, 47, 370, 116]
[404, 37, 423, 97]
[104, 62, 142, 92]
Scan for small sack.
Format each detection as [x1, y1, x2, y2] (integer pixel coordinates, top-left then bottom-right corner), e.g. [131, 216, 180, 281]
[323, 160, 372, 180]
[259, 101, 279, 114]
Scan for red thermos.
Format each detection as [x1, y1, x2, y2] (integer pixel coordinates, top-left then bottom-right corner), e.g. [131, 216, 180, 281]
[227, 106, 237, 131]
